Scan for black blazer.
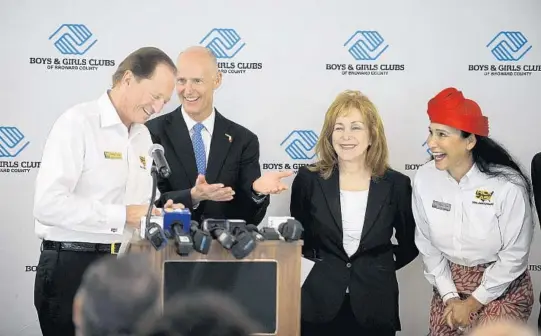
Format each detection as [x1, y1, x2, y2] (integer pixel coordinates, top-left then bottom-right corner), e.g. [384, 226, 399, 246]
[532, 152, 541, 225]
[290, 165, 418, 331]
[533, 153, 541, 327]
[145, 107, 269, 224]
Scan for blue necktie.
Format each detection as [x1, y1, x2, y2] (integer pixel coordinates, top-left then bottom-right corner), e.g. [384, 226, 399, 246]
[192, 123, 206, 175]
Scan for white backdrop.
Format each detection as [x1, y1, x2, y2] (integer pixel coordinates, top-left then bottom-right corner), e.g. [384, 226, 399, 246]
[1, 0, 540, 335]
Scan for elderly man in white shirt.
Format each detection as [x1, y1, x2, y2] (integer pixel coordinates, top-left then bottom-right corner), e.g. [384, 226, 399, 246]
[33, 46, 181, 336]
[413, 87, 535, 335]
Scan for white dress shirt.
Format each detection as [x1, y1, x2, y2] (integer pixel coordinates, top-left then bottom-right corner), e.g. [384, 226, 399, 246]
[181, 106, 214, 164]
[413, 160, 534, 305]
[180, 106, 266, 204]
[33, 91, 157, 244]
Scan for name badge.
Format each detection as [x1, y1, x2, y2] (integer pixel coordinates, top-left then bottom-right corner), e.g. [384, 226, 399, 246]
[104, 151, 123, 160]
[432, 200, 451, 212]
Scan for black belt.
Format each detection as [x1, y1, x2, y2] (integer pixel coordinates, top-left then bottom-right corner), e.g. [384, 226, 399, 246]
[42, 240, 121, 254]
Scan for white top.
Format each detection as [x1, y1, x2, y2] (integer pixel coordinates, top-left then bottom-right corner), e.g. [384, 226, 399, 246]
[33, 91, 158, 244]
[340, 189, 369, 294]
[413, 160, 534, 305]
[181, 106, 215, 164]
[340, 189, 369, 257]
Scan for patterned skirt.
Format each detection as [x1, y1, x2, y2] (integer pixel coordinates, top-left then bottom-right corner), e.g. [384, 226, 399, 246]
[428, 261, 534, 336]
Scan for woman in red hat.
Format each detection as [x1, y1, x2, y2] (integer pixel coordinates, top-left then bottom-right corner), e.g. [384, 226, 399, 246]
[413, 87, 535, 335]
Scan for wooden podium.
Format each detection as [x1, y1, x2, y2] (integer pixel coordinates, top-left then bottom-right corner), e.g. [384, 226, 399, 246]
[126, 238, 303, 336]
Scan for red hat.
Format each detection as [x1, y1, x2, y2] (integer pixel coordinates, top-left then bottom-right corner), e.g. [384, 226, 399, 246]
[427, 87, 489, 137]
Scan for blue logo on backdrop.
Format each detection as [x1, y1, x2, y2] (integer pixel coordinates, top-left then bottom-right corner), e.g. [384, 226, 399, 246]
[49, 24, 98, 56]
[326, 30, 404, 76]
[200, 28, 246, 59]
[468, 31, 540, 76]
[0, 126, 29, 158]
[199, 28, 262, 75]
[0, 126, 40, 174]
[486, 31, 532, 62]
[404, 141, 431, 171]
[422, 141, 431, 156]
[29, 24, 115, 71]
[344, 31, 389, 61]
[262, 130, 318, 173]
[280, 130, 318, 160]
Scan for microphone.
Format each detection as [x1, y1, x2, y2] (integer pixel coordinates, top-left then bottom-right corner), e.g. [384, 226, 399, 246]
[190, 220, 211, 254]
[246, 224, 265, 241]
[230, 224, 256, 260]
[202, 219, 235, 249]
[170, 221, 193, 256]
[278, 219, 304, 241]
[145, 222, 168, 250]
[148, 144, 171, 178]
[259, 227, 282, 240]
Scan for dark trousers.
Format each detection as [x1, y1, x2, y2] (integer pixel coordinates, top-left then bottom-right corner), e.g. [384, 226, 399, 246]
[34, 248, 108, 336]
[301, 295, 395, 336]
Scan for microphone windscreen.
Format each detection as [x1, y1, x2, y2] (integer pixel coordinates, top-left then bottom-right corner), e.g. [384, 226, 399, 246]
[148, 143, 164, 156]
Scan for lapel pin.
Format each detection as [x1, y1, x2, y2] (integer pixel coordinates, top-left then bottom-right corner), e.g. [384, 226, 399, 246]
[225, 133, 232, 143]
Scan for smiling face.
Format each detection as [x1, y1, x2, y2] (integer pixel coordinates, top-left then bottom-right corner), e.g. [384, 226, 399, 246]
[427, 122, 476, 178]
[121, 63, 176, 124]
[175, 47, 222, 122]
[331, 108, 371, 164]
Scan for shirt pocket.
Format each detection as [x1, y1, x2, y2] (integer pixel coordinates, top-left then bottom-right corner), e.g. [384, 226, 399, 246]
[124, 153, 153, 204]
[465, 204, 499, 240]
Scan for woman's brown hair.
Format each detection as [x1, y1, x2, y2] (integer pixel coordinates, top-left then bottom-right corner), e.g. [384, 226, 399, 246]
[309, 90, 389, 179]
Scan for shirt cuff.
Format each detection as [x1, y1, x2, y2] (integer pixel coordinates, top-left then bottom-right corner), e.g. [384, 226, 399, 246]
[471, 285, 492, 305]
[441, 292, 460, 303]
[251, 191, 268, 204]
[106, 204, 127, 235]
[435, 277, 459, 303]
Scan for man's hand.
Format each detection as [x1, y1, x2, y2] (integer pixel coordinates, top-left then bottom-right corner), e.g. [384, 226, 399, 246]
[252, 171, 294, 195]
[191, 174, 235, 204]
[162, 199, 185, 212]
[126, 204, 160, 229]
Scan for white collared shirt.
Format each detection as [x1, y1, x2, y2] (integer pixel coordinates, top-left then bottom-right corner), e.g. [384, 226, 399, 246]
[180, 106, 266, 204]
[413, 160, 534, 305]
[181, 106, 215, 164]
[33, 91, 157, 244]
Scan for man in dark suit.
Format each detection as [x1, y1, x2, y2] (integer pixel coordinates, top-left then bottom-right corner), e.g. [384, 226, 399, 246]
[146, 46, 291, 224]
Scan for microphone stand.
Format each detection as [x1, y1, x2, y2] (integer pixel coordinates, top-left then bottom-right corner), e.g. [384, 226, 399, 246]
[145, 165, 159, 231]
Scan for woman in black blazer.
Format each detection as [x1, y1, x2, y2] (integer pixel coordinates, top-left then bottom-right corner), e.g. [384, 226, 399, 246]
[291, 90, 419, 336]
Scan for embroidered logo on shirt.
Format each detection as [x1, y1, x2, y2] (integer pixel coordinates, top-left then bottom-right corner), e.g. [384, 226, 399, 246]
[139, 156, 146, 169]
[473, 189, 494, 205]
[432, 200, 451, 212]
[104, 151, 122, 160]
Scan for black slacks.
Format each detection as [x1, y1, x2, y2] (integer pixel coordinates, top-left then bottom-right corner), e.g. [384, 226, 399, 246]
[34, 248, 108, 336]
[301, 295, 396, 336]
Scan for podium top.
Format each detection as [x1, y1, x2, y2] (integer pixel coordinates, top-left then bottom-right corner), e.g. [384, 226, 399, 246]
[129, 239, 303, 247]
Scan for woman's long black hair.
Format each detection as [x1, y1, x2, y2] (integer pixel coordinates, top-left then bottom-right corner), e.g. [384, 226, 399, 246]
[462, 131, 533, 200]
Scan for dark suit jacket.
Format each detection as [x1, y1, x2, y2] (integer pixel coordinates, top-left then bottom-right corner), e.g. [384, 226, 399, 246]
[290, 165, 418, 331]
[532, 152, 541, 225]
[532, 153, 541, 329]
[145, 107, 269, 224]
